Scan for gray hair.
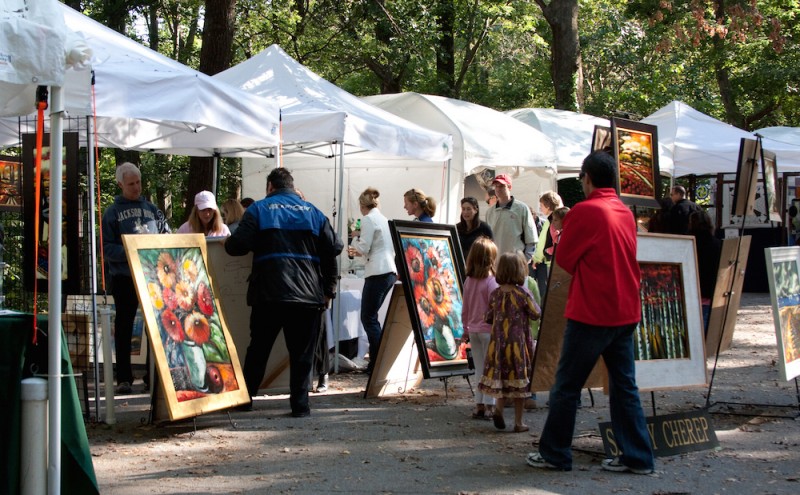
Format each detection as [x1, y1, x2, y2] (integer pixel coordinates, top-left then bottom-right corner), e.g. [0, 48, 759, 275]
[116, 162, 141, 183]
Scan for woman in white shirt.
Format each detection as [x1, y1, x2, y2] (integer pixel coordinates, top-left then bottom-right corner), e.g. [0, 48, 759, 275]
[347, 187, 397, 374]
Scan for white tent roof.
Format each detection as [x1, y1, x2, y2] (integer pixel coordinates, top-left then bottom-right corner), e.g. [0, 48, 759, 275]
[214, 45, 452, 162]
[756, 127, 800, 171]
[363, 92, 556, 175]
[642, 101, 755, 177]
[506, 108, 609, 174]
[0, 3, 281, 155]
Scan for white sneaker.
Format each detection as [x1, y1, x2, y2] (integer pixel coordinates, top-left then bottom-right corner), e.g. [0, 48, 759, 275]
[601, 457, 653, 475]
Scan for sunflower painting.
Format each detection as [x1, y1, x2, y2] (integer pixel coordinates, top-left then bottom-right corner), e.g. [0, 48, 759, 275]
[123, 233, 250, 421]
[402, 236, 465, 364]
[765, 247, 800, 381]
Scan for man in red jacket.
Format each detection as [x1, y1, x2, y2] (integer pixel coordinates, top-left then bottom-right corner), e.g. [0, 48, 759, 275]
[526, 151, 654, 474]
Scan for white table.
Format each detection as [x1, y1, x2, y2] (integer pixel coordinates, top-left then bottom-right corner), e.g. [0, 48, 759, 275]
[325, 277, 395, 359]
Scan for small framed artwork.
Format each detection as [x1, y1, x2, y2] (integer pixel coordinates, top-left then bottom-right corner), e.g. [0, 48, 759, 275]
[732, 138, 761, 217]
[22, 132, 81, 294]
[762, 150, 781, 223]
[634, 233, 707, 390]
[764, 247, 800, 381]
[389, 220, 471, 379]
[123, 233, 250, 420]
[611, 118, 660, 208]
[0, 155, 22, 210]
[591, 125, 612, 154]
[65, 295, 149, 365]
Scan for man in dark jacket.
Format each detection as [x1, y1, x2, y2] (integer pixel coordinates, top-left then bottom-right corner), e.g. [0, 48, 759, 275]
[225, 168, 342, 417]
[102, 162, 168, 394]
[668, 185, 702, 235]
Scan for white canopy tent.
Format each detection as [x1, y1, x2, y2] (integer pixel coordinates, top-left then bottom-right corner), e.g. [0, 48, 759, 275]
[506, 108, 610, 175]
[360, 93, 558, 221]
[641, 101, 755, 177]
[756, 127, 800, 171]
[215, 45, 453, 237]
[1, 3, 281, 154]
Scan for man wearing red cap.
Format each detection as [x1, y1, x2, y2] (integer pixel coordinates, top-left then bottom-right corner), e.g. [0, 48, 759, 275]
[485, 174, 538, 261]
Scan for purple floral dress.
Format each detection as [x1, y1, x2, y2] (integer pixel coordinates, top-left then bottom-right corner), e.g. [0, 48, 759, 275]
[478, 285, 540, 399]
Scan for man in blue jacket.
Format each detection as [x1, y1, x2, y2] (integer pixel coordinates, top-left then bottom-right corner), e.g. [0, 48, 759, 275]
[225, 168, 342, 417]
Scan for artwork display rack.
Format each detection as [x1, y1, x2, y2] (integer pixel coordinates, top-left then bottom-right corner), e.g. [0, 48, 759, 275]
[705, 135, 800, 419]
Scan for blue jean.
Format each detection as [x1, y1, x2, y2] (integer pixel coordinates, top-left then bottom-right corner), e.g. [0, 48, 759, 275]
[539, 319, 654, 471]
[361, 272, 397, 371]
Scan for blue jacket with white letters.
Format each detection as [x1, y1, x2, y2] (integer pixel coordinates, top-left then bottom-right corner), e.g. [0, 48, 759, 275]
[224, 188, 343, 307]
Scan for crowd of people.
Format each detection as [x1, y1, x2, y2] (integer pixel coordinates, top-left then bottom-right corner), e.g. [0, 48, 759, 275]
[107, 153, 727, 475]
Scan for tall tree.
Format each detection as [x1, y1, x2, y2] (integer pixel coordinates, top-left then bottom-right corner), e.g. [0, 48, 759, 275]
[185, 0, 238, 219]
[534, 0, 582, 111]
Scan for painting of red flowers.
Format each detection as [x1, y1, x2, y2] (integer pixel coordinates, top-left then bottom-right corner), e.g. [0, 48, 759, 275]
[123, 233, 250, 421]
[765, 247, 800, 381]
[389, 220, 472, 379]
[633, 234, 707, 391]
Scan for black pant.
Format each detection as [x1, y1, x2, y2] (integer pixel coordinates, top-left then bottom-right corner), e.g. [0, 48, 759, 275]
[111, 275, 139, 384]
[243, 301, 322, 414]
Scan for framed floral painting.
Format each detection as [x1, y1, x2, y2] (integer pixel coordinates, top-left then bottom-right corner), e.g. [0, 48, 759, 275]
[123, 233, 250, 420]
[635, 234, 707, 390]
[765, 247, 800, 381]
[611, 118, 661, 208]
[389, 220, 471, 379]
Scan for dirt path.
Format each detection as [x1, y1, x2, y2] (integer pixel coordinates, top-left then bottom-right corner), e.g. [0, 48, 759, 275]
[88, 293, 800, 494]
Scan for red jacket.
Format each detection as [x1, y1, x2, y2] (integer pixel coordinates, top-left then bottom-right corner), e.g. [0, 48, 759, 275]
[556, 188, 641, 326]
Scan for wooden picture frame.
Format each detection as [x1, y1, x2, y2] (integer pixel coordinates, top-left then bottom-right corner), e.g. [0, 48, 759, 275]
[0, 155, 22, 210]
[22, 132, 81, 293]
[762, 150, 781, 223]
[635, 234, 707, 390]
[123, 233, 250, 420]
[611, 118, 660, 208]
[65, 295, 149, 365]
[389, 220, 471, 379]
[764, 247, 800, 381]
[732, 138, 761, 217]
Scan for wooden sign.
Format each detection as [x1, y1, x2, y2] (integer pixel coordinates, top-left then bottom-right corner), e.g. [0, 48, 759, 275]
[600, 410, 718, 458]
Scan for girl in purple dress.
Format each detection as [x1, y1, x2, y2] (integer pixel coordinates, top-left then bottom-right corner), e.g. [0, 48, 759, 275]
[479, 252, 540, 433]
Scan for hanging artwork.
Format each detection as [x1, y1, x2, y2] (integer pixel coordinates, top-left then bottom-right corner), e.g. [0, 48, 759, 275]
[611, 118, 661, 208]
[761, 150, 782, 223]
[123, 233, 250, 420]
[732, 138, 761, 217]
[765, 247, 800, 381]
[0, 155, 22, 210]
[634, 234, 707, 390]
[389, 220, 471, 379]
[591, 125, 612, 154]
[22, 132, 81, 293]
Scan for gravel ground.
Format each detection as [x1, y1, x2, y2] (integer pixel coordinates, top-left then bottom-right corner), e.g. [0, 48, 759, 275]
[87, 292, 800, 494]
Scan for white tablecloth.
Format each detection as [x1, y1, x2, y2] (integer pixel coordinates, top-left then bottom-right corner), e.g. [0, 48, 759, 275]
[325, 277, 395, 359]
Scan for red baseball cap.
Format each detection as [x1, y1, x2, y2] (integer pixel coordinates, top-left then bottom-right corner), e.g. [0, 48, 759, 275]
[492, 174, 512, 187]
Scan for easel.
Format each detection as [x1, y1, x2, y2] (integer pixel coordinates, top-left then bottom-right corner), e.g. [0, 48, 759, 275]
[364, 285, 473, 399]
[705, 136, 800, 418]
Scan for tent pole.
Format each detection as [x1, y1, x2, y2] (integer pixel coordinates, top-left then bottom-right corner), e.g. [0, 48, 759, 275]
[212, 152, 220, 196]
[333, 143, 346, 373]
[86, 115, 102, 420]
[445, 158, 452, 223]
[47, 84, 64, 495]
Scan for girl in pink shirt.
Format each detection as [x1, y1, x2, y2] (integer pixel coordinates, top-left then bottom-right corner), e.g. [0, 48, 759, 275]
[461, 237, 499, 420]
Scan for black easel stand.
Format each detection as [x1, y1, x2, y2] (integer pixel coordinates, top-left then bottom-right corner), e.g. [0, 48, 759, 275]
[705, 136, 800, 419]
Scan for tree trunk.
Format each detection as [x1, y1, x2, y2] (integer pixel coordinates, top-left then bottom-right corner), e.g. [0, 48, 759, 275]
[185, 0, 238, 218]
[536, 0, 583, 111]
[435, 0, 455, 97]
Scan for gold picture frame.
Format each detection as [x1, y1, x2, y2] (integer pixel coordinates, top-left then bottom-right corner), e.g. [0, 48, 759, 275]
[123, 233, 250, 420]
